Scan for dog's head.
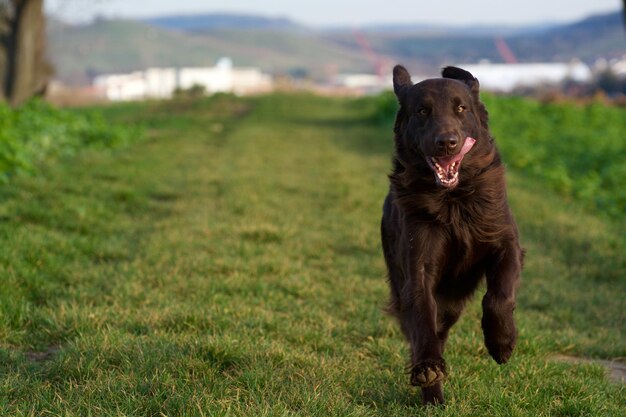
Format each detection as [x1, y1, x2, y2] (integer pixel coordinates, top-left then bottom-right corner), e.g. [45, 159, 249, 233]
[392, 65, 490, 189]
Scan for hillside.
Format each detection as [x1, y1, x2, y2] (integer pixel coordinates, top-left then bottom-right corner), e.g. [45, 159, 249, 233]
[507, 12, 626, 62]
[350, 11, 625, 70]
[47, 19, 373, 85]
[47, 11, 625, 85]
[142, 13, 304, 31]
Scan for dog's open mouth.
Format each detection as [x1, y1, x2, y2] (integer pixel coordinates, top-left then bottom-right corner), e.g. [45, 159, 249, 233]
[426, 137, 476, 188]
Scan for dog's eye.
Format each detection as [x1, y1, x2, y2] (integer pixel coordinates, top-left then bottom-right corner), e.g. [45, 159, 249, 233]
[417, 108, 429, 116]
[456, 105, 466, 113]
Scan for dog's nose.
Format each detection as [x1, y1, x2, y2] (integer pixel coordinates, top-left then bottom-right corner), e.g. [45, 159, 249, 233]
[435, 134, 459, 152]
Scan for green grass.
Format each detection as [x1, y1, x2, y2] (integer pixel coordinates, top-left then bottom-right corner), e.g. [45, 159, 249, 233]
[0, 93, 624, 416]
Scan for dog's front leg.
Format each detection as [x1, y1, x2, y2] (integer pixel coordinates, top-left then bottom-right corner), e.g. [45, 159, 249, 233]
[482, 240, 522, 364]
[397, 262, 446, 404]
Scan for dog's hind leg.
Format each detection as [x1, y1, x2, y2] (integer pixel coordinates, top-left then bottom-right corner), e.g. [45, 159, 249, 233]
[482, 240, 522, 364]
[435, 297, 466, 348]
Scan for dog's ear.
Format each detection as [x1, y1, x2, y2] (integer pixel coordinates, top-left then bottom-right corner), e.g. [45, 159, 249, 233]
[443, 66, 489, 127]
[442, 66, 479, 95]
[393, 65, 412, 101]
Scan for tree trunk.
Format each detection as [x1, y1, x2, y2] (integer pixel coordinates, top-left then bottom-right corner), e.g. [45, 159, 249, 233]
[0, 0, 52, 107]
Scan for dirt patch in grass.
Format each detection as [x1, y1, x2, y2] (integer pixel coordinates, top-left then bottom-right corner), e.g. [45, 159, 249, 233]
[553, 354, 626, 384]
[26, 346, 60, 363]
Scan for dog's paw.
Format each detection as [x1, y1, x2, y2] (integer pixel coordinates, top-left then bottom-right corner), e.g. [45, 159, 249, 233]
[482, 313, 517, 364]
[485, 333, 516, 364]
[410, 359, 447, 387]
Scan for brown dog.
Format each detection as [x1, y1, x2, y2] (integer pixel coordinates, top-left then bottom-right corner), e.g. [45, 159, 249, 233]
[381, 65, 523, 405]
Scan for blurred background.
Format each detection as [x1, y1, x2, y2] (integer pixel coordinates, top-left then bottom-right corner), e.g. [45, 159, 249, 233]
[2, 0, 624, 106]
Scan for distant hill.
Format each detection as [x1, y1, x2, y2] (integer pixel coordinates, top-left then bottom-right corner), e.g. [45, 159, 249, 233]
[506, 11, 626, 62]
[346, 11, 625, 70]
[46, 10, 625, 85]
[47, 18, 373, 85]
[142, 13, 303, 32]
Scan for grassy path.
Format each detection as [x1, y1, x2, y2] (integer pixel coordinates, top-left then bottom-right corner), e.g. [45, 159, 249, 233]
[0, 94, 624, 416]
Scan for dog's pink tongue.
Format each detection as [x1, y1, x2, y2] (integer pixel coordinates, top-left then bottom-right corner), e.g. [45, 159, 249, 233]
[436, 137, 476, 169]
[460, 137, 476, 156]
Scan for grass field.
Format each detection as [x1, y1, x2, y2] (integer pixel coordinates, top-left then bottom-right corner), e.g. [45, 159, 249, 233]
[0, 93, 624, 416]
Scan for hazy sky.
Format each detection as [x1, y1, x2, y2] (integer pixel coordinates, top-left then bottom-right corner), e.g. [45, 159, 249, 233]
[46, 0, 621, 27]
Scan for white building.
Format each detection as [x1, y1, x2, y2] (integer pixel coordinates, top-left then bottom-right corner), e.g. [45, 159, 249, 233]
[458, 61, 593, 92]
[96, 71, 147, 101]
[594, 56, 626, 78]
[336, 73, 390, 90]
[94, 58, 273, 101]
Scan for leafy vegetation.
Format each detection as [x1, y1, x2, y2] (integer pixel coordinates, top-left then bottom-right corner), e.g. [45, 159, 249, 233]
[484, 95, 626, 219]
[375, 92, 626, 220]
[0, 93, 624, 416]
[0, 99, 139, 183]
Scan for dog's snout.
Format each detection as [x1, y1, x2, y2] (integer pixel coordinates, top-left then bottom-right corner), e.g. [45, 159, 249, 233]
[435, 134, 459, 153]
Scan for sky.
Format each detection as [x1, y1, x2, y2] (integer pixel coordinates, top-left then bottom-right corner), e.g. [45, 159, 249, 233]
[45, 0, 621, 27]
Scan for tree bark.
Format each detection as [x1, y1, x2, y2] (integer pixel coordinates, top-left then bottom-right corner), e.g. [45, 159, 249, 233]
[0, 0, 52, 107]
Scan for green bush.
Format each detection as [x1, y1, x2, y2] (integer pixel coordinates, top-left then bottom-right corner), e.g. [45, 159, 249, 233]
[373, 93, 626, 219]
[0, 99, 139, 183]
[483, 96, 626, 219]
